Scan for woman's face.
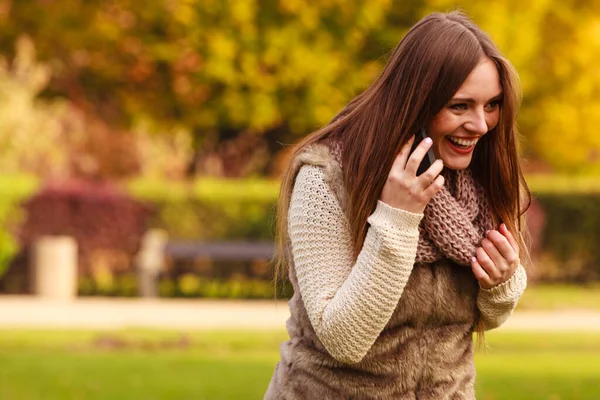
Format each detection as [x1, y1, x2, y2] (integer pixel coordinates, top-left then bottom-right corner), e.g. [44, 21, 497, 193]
[426, 57, 502, 170]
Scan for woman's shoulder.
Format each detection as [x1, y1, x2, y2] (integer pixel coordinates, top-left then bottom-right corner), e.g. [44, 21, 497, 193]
[292, 140, 341, 170]
[291, 140, 347, 210]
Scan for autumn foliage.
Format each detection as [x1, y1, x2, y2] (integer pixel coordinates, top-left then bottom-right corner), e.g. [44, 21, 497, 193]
[0, 0, 597, 177]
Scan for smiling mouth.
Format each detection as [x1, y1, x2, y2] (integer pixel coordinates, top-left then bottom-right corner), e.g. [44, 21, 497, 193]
[445, 136, 478, 154]
[447, 136, 478, 148]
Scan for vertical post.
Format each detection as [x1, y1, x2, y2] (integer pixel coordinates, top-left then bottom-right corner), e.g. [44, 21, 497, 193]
[135, 229, 168, 298]
[32, 236, 78, 300]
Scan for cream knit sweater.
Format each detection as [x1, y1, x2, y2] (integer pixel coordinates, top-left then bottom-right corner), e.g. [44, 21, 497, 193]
[288, 164, 527, 364]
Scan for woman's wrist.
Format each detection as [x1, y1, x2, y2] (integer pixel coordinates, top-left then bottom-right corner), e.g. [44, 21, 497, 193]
[369, 200, 424, 230]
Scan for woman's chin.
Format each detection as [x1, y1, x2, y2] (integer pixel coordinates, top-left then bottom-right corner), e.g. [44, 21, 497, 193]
[441, 155, 473, 170]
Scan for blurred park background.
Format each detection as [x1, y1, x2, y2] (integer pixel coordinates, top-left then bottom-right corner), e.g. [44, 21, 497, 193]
[0, 0, 599, 399]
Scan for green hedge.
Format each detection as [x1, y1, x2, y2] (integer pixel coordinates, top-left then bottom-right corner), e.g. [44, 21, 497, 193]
[533, 193, 600, 282]
[526, 175, 600, 194]
[146, 198, 276, 240]
[127, 177, 279, 240]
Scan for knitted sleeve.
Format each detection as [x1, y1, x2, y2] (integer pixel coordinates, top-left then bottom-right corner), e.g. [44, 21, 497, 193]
[476, 264, 527, 330]
[288, 165, 423, 364]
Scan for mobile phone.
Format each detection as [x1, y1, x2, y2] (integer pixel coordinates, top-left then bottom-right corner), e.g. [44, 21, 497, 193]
[409, 128, 436, 176]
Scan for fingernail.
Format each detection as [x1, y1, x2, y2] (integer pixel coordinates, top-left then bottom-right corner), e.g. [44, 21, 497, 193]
[425, 137, 432, 144]
[485, 230, 490, 235]
[501, 223, 507, 230]
[471, 257, 477, 263]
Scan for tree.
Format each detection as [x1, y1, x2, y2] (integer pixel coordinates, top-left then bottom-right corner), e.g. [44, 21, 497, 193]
[1, 0, 414, 177]
[426, 0, 600, 174]
[3, 0, 596, 175]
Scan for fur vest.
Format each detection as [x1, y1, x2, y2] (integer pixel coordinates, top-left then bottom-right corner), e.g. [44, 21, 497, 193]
[265, 143, 480, 399]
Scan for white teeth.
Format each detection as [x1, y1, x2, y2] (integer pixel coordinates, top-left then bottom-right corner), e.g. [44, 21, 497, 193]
[448, 137, 477, 147]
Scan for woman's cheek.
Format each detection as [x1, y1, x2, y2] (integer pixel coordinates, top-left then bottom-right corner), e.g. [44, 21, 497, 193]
[487, 111, 500, 130]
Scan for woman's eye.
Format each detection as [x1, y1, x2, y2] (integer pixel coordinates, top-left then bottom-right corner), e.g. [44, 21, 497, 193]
[449, 103, 468, 111]
[485, 100, 501, 111]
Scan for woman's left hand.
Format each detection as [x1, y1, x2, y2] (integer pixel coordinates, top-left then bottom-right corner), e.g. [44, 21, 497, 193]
[471, 223, 520, 289]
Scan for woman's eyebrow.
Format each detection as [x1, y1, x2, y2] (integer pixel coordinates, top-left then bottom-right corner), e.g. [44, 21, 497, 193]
[450, 93, 503, 103]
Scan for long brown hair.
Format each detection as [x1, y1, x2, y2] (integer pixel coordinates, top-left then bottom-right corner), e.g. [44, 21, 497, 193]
[272, 10, 531, 296]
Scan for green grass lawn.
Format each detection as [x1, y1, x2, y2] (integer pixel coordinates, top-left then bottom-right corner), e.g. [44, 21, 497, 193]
[0, 330, 598, 400]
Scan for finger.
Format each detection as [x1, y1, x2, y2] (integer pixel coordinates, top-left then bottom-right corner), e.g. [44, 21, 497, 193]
[476, 246, 501, 280]
[395, 135, 416, 169]
[471, 257, 493, 289]
[499, 223, 520, 256]
[388, 138, 415, 180]
[487, 230, 519, 266]
[480, 237, 508, 273]
[422, 173, 445, 199]
[405, 136, 433, 174]
[418, 159, 444, 189]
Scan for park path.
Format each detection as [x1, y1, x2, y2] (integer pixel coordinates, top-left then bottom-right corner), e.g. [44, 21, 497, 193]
[0, 295, 599, 331]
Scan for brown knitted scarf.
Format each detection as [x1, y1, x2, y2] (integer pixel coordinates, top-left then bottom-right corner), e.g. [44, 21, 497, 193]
[326, 138, 494, 267]
[417, 168, 494, 266]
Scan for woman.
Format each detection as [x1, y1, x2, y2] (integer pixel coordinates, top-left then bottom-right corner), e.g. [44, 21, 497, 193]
[266, 10, 530, 400]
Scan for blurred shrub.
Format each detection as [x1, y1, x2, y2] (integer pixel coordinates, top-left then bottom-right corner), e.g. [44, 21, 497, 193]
[159, 275, 293, 299]
[0, 36, 145, 181]
[78, 273, 138, 297]
[0, 202, 19, 280]
[0, 36, 69, 177]
[527, 175, 600, 194]
[531, 194, 600, 282]
[127, 177, 280, 203]
[151, 198, 275, 241]
[78, 274, 292, 299]
[128, 177, 279, 240]
[133, 123, 195, 180]
[0, 175, 38, 281]
[0, 36, 86, 178]
[0, 179, 152, 293]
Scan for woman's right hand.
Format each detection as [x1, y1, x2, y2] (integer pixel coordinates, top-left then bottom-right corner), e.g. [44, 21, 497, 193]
[379, 135, 445, 214]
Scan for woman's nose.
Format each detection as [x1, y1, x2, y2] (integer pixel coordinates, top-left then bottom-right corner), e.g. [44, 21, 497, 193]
[465, 109, 488, 135]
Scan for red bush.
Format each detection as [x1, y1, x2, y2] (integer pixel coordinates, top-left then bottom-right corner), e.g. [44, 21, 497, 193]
[0, 179, 153, 294]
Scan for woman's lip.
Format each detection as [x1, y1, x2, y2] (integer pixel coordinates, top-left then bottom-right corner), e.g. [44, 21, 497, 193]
[448, 136, 481, 141]
[445, 137, 476, 154]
